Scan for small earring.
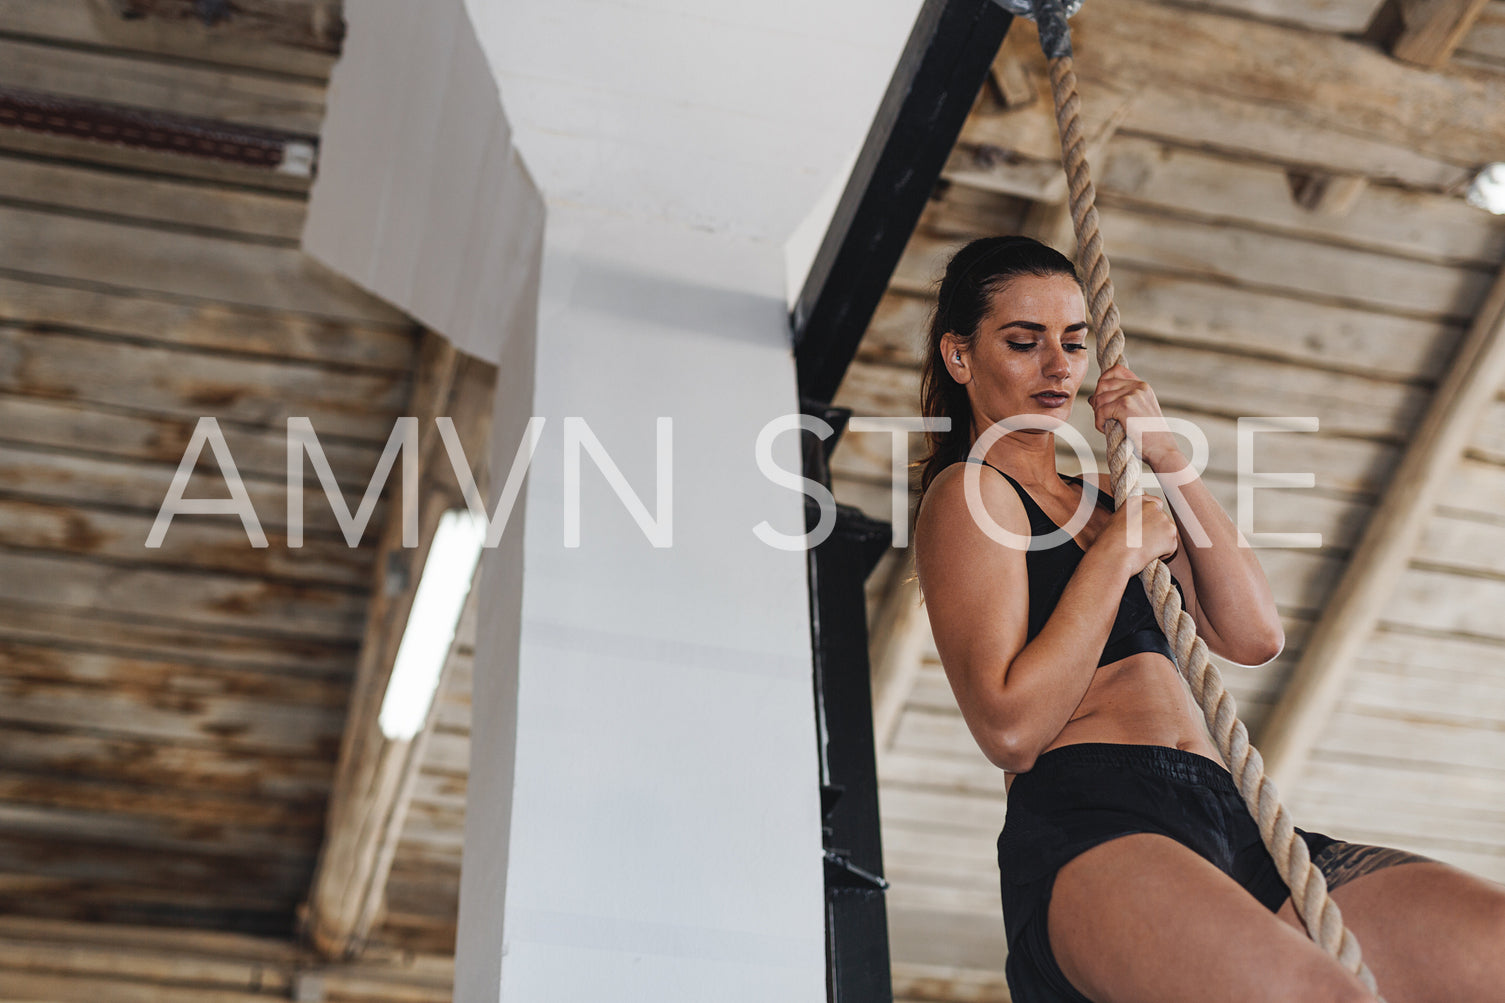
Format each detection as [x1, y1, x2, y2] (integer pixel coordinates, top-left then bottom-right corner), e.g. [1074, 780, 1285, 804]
[953, 353, 962, 363]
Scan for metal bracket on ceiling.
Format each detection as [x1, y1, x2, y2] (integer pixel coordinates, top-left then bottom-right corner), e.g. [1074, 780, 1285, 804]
[993, 0, 1082, 59]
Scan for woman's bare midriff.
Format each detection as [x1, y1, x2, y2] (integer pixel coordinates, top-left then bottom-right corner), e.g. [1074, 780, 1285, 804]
[1003, 649, 1227, 794]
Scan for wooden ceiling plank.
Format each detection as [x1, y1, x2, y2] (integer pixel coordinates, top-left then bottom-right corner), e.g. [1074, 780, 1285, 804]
[0, 830, 309, 895]
[1311, 707, 1505, 778]
[1073, 0, 1505, 170]
[0, 676, 342, 757]
[1300, 755, 1505, 808]
[0, 915, 460, 1003]
[869, 554, 929, 761]
[1383, 564, 1505, 641]
[1415, 509, 1505, 576]
[0, 637, 347, 704]
[1171, 0, 1387, 32]
[886, 903, 1008, 974]
[0, 204, 407, 326]
[0, 726, 332, 801]
[1087, 136, 1505, 267]
[415, 729, 468, 775]
[1466, 397, 1505, 463]
[1068, 209, 1492, 319]
[409, 771, 465, 804]
[0, 773, 323, 831]
[0, 36, 326, 134]
[0, 497, 377, 588]
[100, 0, 343, 56]
[0, 443, 386, 543]
[0, 596, 357, 675]
[889, 218, 1493, 322]
[390, 835, 462, 869]
[0, 913, 299, 960]
[892, 961, 1010, 1003]
[0, 939, 286, 996]
[0, 394, 388, 487]
[1120, 86, 1468, 192]
[1256, 261, 1505, 788]
[0, 969, 275, 1003]
[958, 32, 1471, 192]
[861, 271, 1464, 385]
[0, 274, 419, 372]
[0, 327, 412, 443]
[0, 549, 369, 641]
[0, 0, 336, 79]
[0, 800, 321, 862]
[0, 151, 306, 241]
[0, 879, 299, 929]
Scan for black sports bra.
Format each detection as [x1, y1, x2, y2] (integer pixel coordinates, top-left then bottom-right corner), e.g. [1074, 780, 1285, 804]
[965, 458, 1184, 667]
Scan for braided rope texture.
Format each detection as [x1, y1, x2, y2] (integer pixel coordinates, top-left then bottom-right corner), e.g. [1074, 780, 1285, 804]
[1044, 55, 1383, 999]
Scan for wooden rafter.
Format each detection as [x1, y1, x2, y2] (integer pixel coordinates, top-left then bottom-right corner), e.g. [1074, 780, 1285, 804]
[1257, 260, 1505, 790]
[301, 332, 495, 960]
[1368, 0, 1494, 69]
[101, 0, 345, 53]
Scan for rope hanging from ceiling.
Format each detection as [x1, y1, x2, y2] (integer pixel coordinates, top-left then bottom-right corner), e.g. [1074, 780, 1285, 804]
[1002, 0, 1385, 995]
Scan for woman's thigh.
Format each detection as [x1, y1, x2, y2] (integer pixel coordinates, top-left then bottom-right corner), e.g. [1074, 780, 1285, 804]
[1047, 832, 1374, 1003]
[1274, 855, 1505, 1003]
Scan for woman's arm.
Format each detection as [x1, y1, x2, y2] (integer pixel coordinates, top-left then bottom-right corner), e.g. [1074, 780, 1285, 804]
[1088, 364, 1285, 666]
[914, 464, 1178, 772]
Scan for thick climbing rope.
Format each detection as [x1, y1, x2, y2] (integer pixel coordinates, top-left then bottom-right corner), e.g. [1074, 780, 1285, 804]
[994, 0, 1384, 996]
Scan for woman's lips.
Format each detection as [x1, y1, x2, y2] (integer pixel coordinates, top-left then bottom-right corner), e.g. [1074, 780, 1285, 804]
[1032, 391, 1071, 408]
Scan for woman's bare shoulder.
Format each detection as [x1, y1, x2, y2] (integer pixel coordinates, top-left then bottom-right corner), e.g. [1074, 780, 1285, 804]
[913, 462, 1030, 570]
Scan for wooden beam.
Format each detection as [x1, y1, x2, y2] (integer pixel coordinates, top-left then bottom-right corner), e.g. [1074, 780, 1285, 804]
[1257, 260, 1505, 789]
[1369, 0, 1494, 68]
[1072, 0, 1505, 176]
[868, 553, 929, 758]
[301, 333, 496, 959]
[103, 0, 344, 53]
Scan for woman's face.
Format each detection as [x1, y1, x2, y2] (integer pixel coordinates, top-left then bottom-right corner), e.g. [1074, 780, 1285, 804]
[945, 272, 1091, 431]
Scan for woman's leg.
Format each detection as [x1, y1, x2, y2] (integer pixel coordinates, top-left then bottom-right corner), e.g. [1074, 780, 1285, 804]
[1273, 853, 1505, 1003]
[1046, 832, 1376, 1003]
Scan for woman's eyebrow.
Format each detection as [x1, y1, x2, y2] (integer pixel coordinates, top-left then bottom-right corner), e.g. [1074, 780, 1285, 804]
[998, 320, 1090, 333]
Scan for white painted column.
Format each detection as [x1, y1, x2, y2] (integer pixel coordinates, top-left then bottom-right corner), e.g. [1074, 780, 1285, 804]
[463, 205, 827, 999]
[305, 0, 924, 997]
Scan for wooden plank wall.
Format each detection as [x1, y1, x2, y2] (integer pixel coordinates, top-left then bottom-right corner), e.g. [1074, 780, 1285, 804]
[828, 2, 1505, 997]
[0, 5, 425, 935]
[0, 915, 453, 1003]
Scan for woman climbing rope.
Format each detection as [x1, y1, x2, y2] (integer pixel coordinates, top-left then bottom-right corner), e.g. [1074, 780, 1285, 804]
[909, 234, 1505, 1002]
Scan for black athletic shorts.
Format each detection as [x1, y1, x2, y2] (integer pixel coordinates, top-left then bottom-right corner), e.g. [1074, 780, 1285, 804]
[996, 742, 1429, 1003]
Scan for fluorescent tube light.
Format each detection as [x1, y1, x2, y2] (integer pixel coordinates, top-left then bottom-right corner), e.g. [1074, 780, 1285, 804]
[378, 508, 487, 741]
[1467, 162, 1505, 215]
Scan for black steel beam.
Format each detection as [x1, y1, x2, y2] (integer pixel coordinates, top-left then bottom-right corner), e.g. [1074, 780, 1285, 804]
[803, 401, 895, 1003]
[791, 0, 1015, 404]
[0, 86, 317, 176]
